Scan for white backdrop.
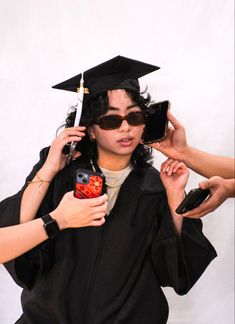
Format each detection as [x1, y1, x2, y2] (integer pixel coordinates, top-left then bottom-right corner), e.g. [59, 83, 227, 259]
[0, 0, 234, 323]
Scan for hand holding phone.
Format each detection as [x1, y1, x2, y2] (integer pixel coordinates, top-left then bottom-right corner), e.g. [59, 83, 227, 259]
[142, 100, 170, 144]
[74, 169, 106, 199]
[175, 188, 211, 214]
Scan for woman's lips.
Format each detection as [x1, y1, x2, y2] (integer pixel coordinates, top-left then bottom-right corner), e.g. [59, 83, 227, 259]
[117, 137, 134, 147]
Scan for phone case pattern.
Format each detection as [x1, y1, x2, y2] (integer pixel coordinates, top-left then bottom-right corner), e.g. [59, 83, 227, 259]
[75, 174, 104, 199]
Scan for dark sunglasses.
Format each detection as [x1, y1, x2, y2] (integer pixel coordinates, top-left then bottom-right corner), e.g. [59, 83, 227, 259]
[95, 111, 146, 130]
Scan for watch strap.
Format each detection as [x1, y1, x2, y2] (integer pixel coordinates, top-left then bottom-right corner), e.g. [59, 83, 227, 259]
[41, 214, 60, 239]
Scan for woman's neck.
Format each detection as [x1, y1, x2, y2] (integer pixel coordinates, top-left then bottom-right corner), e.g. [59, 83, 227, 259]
[98, 153, 131, 171]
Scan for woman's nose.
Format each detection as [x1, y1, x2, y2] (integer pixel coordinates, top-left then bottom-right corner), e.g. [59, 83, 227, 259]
[118, 119, 131, 131]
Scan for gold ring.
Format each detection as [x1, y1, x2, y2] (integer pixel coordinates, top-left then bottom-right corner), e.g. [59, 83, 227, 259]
[59, 134, 64, 140]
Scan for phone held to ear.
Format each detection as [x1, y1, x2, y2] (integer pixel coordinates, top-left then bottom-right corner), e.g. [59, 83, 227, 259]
[175, 188, 211, 214]
[142, 100, 170, 144]
[62, 136, 87, 164]
[74, 169, 106, 199]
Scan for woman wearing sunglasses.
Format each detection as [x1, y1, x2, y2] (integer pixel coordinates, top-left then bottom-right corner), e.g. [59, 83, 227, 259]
[0, 56, 216, 324]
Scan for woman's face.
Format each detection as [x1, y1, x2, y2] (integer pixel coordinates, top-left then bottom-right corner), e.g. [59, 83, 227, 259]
[89, 89, 145, 160]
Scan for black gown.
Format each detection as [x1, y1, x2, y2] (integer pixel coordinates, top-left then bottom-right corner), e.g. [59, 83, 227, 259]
[0, 147, 217, 324]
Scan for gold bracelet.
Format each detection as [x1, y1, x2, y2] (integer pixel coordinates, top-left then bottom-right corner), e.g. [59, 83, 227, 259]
[28, 173, 51, 185]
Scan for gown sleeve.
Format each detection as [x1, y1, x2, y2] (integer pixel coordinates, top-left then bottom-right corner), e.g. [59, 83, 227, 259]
[151, 191, 217, 295]
[0, 147, 55, 290]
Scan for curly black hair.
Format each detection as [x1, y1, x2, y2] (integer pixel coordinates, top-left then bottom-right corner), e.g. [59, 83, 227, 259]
[59, 89, 154, 168]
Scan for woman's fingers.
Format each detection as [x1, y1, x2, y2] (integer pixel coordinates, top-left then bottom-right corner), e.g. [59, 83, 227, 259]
[57, 193, 108, 228]
[167, 111, 184, 129]
[182, 199, 214, 218]
[161, 158, 173, 171]
[55, 127, 86, 149]
[88, 194, 108, 207]
[64, 136, 83, 144]
[91, 217, 106, 226]
[161, 159, 178, 173]
[73, 151, 82, 159]
[166, 160, 180, 175]
[92, 201, 108, 213]
[56, 131, 85, 141]
[58, 126, 86, 138]
[172, 161, 188, 174]
[161, 158, 188, 177]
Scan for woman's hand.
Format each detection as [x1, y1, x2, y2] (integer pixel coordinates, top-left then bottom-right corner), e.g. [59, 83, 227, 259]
[150, 111, 188, 159]
[160, 159, 189, 234]
[42, 126, 86, 178]
[182, 177, 235, 218]
[160, 158, 189, 193]
[51, 192, 109, 229]
[0, 192, 108, 263]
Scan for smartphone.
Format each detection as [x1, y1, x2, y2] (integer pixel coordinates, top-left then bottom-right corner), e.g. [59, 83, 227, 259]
[175, 188, 211, 214]
[142, 100, 170, 144]
[74, 169, 106, 199]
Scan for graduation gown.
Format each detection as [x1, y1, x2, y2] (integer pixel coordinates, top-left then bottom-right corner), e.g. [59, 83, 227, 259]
[0, 148, 217, 324]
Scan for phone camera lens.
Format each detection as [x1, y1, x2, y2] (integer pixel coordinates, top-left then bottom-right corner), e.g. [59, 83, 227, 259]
[78, 173, 83, 178]
[83, 178, 88, 184]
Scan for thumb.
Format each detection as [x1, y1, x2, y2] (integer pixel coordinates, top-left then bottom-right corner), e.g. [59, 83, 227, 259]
[149, 142, 160, 150]
[74, 151, 82, 159]
[198, 180, 210, 190]
[66, 191, 75, 198]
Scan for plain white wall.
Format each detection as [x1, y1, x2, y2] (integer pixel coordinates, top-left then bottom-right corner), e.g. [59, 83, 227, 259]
[0, 0, 234, 323]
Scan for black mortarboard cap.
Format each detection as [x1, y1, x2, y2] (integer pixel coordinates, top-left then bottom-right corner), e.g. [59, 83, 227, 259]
[52, 55, 160, 98]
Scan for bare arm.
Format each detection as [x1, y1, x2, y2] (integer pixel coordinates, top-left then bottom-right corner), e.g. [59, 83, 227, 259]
[178, 146, 234, 179]
[160, 159, 189, 234]
[20, 126, 85, 224]
[0, 218, 47, 263]
[0, 192, 108, 264]
[151, 111, 235, 179]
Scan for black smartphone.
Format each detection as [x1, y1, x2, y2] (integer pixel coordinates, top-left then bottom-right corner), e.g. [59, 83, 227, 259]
[142, 100, 170, 144]
[175, 188, 211, 214]
[74, 169, 106, 199]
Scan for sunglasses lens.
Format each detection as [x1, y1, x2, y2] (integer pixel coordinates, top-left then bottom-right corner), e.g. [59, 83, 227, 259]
[127, 112, 145, 125]
[97, 111, 145, 130]
[98, 115, 122, 129]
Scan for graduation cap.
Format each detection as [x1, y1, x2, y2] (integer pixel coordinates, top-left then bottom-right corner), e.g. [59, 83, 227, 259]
[52, 55, 159, 163]
[52, 55, 159, 97]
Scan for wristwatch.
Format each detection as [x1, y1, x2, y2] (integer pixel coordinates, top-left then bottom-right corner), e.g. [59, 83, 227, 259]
[41, 214, 60, 239]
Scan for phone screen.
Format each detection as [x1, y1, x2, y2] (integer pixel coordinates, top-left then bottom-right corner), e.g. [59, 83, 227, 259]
[142, 101, 170, 144]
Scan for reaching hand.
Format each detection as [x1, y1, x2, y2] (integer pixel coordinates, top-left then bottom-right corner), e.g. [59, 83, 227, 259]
[42, 126, 86, 176]
[182, 176, 235, 218]
[51, 192, 108, 229]
[150, 111, 188, 159]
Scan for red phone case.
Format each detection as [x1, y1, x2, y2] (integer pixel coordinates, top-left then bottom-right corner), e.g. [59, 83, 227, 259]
[74, 169, 105, 199]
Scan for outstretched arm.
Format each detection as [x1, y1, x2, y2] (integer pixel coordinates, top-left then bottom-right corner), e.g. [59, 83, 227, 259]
[0, 192, 108, 264]
[151, 111, 234, 179]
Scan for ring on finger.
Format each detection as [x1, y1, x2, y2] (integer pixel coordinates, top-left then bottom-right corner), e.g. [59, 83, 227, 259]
[59, 134, 65, 140]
